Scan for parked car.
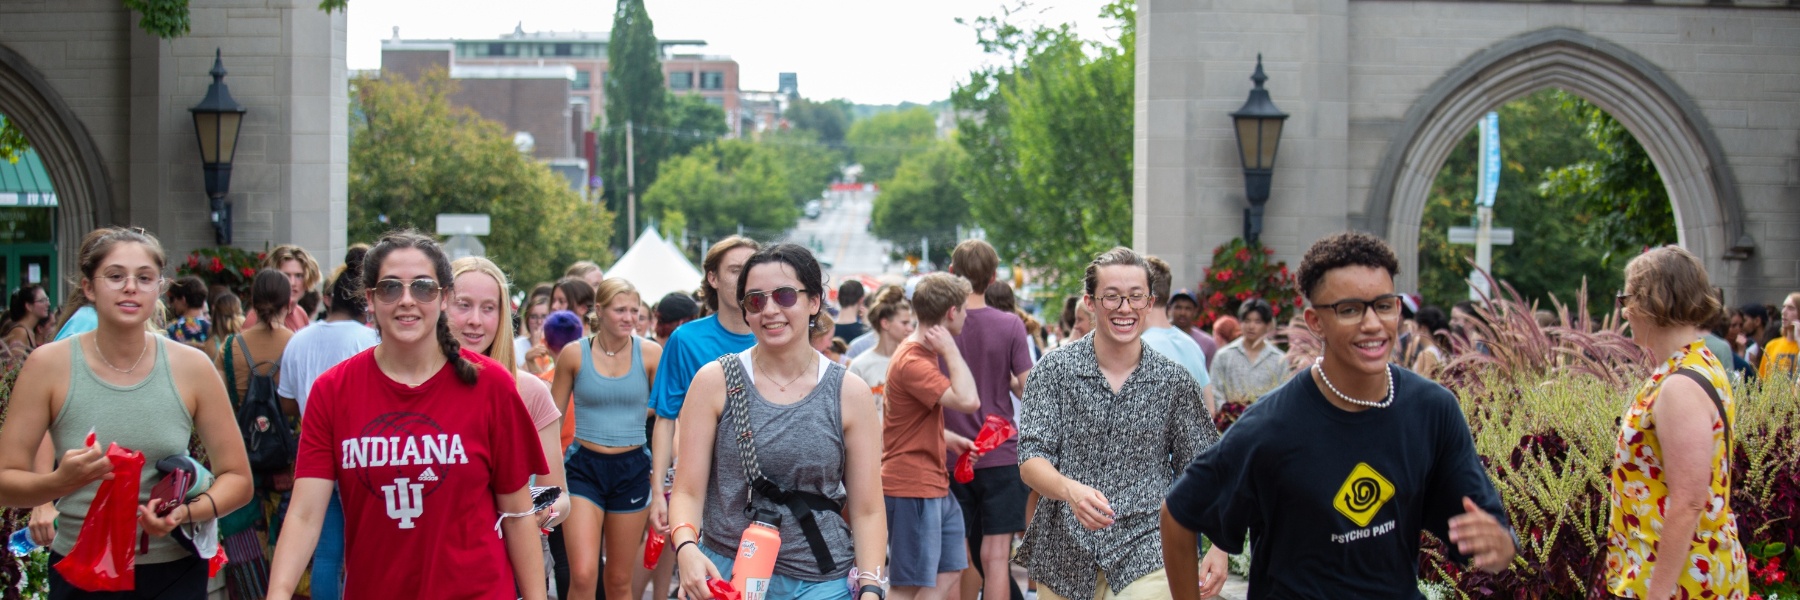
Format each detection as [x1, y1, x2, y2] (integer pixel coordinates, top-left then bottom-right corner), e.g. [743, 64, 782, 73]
[804, 199, 823, 219]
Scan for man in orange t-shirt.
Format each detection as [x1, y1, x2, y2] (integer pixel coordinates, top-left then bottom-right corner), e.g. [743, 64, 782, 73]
[883, 273, 983, 600]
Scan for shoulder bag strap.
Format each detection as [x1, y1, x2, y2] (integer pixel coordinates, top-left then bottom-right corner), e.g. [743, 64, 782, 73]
[717, 354, 764, 488]
[222, 335, 241, 409]
[1669, 368, 1732, 475]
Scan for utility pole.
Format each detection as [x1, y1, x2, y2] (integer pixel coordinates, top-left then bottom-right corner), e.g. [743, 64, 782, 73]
[626, 118, 637, 247]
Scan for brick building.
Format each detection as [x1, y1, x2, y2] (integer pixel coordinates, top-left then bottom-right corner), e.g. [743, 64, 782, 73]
[381, 26, 743, 136]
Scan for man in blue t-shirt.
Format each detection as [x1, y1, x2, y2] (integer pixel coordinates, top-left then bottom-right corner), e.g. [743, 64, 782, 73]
[647, 236, 758, 535]
[1160, 232, 1517, 599]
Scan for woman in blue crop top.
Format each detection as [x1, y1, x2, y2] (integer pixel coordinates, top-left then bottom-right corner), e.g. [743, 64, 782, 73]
[551, 277, 662, 600]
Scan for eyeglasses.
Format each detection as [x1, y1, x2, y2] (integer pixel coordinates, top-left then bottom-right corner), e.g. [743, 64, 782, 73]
[99, 273, 169, 292]
[742, 287, 803, 313]
[1615, 292, 1632, 309]
[373, 278, 442, 304]
[1095, 293, 1153, 310]
[1314, 294, 1403, 324]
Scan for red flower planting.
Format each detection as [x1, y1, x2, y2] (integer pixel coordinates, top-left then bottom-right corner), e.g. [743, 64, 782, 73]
[1196, 238, 1300, 328]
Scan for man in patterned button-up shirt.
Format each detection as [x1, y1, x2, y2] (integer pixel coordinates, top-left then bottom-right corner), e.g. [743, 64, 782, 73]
[1017, 247, 1229, 599]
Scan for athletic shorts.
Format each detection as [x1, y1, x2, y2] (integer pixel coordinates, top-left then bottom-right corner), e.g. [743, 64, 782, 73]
[949, 464, 1030, 535]
[566, 445, 651, 513]
[884, 495, 968, 587]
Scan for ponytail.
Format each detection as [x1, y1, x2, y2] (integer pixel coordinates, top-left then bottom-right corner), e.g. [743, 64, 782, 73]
[435, 311, 479, 385]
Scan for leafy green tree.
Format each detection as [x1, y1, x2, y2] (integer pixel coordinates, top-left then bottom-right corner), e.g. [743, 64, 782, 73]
[953, 0, 1135, 294]
[845, 107, 936, 183]
[1418, 89, 1669, 316]
[0, 115, 28, 163]
[872, 141, 970, 260]
[784, 97, 854, 149]
[642, 140, 798, 246]
[599, 0, 671, 245]
[759, 128, 841, 205]
[122, 0, 346, 39]
[667, 93, 729, 160]
[1538, 92, 1676, 266]
[349, 69, 611, 288]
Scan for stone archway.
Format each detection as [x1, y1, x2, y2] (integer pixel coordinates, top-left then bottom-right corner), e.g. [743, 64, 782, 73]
[0, 43, 113, 289]
[1364, 27, 1746, 293]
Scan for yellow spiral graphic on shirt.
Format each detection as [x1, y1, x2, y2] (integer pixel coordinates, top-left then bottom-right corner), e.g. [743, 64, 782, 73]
[1333, 463, 1395, 528]
[1344, 477, 1382, 512]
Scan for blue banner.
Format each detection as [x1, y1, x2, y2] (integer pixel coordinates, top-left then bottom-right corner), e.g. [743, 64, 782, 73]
[1476, 112, 1500, 207]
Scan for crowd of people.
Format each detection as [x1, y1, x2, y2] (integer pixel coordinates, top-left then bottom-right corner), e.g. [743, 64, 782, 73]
[0, 224, 1754, 600]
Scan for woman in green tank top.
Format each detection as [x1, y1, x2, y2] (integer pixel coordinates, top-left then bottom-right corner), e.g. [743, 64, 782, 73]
[0, 226, 253, 598]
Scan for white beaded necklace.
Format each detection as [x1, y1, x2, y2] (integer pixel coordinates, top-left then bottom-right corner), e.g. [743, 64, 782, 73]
[1312, 356, 1395, 409]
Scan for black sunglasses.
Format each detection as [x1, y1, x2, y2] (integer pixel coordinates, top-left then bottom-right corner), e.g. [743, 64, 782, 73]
[742, 287, 803, 313]
[373, 278, 442, 304]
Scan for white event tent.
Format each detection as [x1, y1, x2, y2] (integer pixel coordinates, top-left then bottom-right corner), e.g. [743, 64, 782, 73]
[605, 227, 703, 303]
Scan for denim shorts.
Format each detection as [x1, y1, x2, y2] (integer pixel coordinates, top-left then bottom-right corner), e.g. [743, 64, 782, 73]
[884, 495, 968, 587]
[699, 544, 850, 600]
[565, 446, 651, 513]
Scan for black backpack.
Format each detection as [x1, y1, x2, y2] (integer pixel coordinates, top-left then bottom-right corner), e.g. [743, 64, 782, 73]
[223, 334, 296, 473]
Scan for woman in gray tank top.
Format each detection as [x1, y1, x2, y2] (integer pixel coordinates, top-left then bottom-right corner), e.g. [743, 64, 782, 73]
[0, 226, 253, 598]
[665, 243, 887, 600]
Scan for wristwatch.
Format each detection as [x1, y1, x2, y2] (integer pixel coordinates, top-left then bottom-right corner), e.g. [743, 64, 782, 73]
[858, 585, 885, 600]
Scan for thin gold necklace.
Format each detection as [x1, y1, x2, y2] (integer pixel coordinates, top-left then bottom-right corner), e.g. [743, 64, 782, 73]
[92, 332, 148, 374]
[754, 349, 812, 392]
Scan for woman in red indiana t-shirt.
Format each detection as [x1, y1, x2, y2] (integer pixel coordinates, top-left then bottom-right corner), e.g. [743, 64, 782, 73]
[266, 231, 550, 600]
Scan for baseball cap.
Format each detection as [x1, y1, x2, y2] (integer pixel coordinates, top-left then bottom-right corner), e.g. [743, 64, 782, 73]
[1170, 288, 1198, 304]
[655, 292, 699, 324]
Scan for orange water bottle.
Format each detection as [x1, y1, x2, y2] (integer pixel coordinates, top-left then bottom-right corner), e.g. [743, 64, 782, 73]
[730, 510, 782, 600]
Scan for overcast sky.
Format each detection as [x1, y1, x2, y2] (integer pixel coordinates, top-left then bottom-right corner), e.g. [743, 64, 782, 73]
[346, 0, 1117, 105]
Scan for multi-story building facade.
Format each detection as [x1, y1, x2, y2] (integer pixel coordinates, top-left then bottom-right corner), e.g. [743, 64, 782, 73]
[383, 26, 742, 134]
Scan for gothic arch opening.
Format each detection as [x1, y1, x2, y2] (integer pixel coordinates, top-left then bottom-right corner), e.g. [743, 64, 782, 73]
[1365, 27, 1745, 294]
[0, 43, 113, 290]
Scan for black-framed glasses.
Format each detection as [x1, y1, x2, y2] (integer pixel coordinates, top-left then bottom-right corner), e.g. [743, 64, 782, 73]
[1315, 294, 1403, 324]
[1615, 292, 1632, 309]
[1095, 293, 1153, 310]
[99, 273, 169, 292]
[373, 278, 442, 304]
[742, 287, 802, 313]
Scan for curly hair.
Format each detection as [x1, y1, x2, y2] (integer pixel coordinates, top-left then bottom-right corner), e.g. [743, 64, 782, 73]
[1297, 232, 1399, 301]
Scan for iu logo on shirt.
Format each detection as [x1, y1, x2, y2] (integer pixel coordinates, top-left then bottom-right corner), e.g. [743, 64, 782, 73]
[383, 477, 425, 528]
[346, 412, 469, 525]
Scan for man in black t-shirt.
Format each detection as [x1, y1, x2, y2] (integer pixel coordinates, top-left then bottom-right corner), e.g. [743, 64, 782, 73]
[1159, 232, 1517, 599]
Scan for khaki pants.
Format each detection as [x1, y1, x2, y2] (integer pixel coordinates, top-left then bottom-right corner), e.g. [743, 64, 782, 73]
[1037, 568, 1171, 600]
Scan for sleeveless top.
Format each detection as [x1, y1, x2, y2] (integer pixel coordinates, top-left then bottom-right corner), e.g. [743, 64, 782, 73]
[1605, 339, 1749, 598]
[572, 335, 650, 447]
[702, 351, 854, 581]
[51, 335, 194, 564]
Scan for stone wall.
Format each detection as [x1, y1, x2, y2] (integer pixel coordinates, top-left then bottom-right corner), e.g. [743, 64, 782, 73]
[1138, 0, 1800, 304]
[0, 0, 347, 282]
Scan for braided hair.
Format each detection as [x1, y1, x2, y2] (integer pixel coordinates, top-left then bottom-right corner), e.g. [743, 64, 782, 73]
[361, 230, 479, 385]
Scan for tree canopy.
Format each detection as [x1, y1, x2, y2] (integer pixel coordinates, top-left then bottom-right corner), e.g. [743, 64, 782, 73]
[784, 98, 855, 150]
[641, 139, 800, 248]
[845, 107, 936, 183]
[953, 0, 1135, 294]
[666, 93, 730, 160]
[871, 141, 969, 260]
[599, 0, 671, 246]
[1418, 88, 1672, 316]
[348, 69, 611, 288]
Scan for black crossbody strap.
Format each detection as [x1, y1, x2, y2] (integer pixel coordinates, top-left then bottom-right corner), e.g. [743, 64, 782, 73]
[1669, 368, 1732, 481]
[716, 354, 841, 574]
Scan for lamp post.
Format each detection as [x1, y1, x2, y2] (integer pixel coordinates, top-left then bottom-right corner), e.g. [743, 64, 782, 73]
[190, 48, 247, 245]
[1230, 54, 1288, 245]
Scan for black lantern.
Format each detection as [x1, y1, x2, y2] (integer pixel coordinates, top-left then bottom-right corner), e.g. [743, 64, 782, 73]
[1230, 54, 1288, 245]
[190, 48, 247, 245]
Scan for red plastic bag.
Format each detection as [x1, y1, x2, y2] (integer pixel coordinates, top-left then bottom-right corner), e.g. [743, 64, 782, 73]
[54, 443, 145, 591]
[643, 529, 665, 569]
[954, 415, 1018, 484]
[707, 577, 741, 600]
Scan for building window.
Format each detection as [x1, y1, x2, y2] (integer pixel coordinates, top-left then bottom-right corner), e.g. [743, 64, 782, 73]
[487, 43, 507, 57]
[705, 96, 724, 107]
[700, 71, 725, 90]
[669, 72, 693, 90]
[555, 43, 572, 56]
[574, 70, 591, 90]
